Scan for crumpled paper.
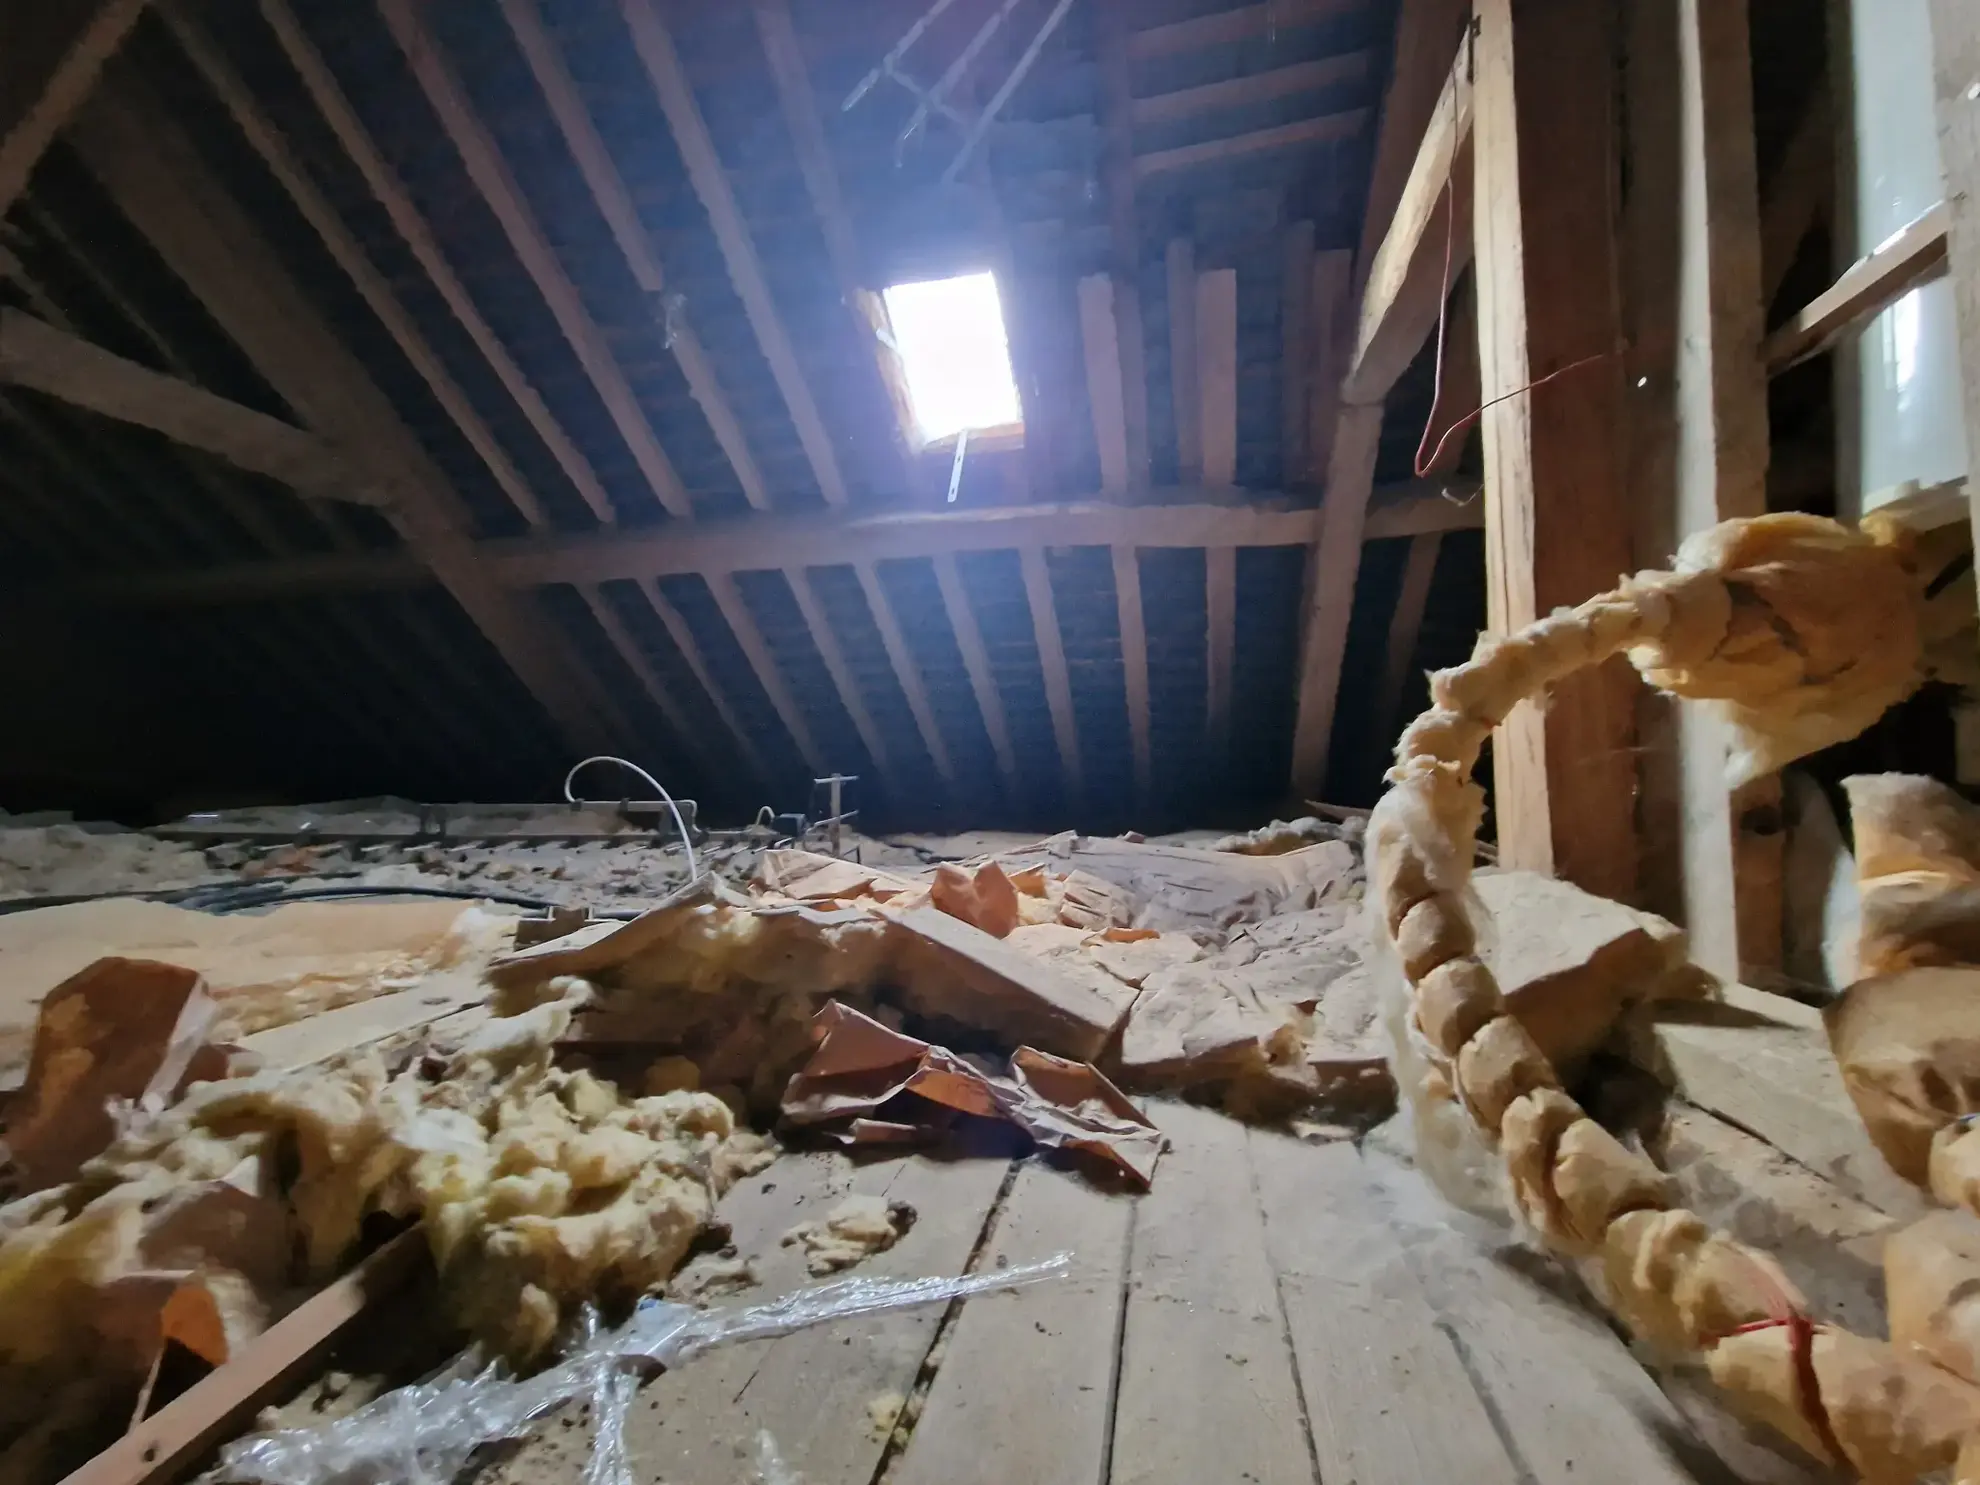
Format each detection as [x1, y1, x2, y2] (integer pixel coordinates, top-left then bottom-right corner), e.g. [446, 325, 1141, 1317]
[780, 1002, 1165, 1185]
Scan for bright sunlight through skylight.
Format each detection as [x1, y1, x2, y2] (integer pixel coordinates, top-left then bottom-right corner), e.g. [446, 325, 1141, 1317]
[882, 271, 1022, 442]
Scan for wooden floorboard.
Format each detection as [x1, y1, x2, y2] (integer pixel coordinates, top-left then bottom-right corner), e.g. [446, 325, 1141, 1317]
[890, 1159, 1135, 1485]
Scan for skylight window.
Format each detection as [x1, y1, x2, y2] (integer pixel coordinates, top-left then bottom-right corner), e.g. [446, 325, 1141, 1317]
[881, 271, 1022, 443]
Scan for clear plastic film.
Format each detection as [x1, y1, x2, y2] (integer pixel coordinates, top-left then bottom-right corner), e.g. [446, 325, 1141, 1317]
[214, 1254, 1071, 1485]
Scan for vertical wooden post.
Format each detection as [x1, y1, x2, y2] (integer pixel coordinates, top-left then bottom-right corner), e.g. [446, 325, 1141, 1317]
[1624, 0, 1777, 979]
[1472, 0, 1637, 903]
[1928, 0, 1980, 562]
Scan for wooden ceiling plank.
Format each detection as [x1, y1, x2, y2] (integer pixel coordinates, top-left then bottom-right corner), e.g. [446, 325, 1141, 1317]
[1129, 0, 1362, 61]
[1078, 274, 1131, 493]
[165, 6, 549, 528]
[69, 482, 1489, 606]
[1759, 76, 1832, 311]
[1097, 0, 1150, 488]
[0, 308, 358, 498]
[1205, 543, 1236, 764]
[255, 0, 618, 528]
[851, 561, 955, 784]
[499, 0, 770, 513]
[1019, 547, 1084, 804]
[1132, 110, 1368, 181]
[378, 0, 689, 520]
[931, 552, 1019, 795]
[1132, 51, 1377, 127]
[0, 0, 147, 214]
[706, 571, 828, 773]
[1112, 544, 1153, 802]
[1196, 267, 1239, 487]
[620, 0, 849, 508]
[783, 565, 893, 774]
[634, 576, 775, 785]
[1344, 34, 1474, 404]
[71, 75, 622, 756]
[1167, 238, 1202, 482]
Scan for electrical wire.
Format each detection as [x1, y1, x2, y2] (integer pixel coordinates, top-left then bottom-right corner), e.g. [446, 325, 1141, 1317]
[562, 755, 698, 880]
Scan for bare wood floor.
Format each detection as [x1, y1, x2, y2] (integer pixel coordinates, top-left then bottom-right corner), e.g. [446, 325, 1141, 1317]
[488, 1101, 1740, 1485]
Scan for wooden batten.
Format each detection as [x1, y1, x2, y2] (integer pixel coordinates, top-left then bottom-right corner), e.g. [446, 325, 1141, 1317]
[1205, 544, 1237, 764]
[1195, 268, 1239, 488]
[1167, 239, 1202, 482]
[1759, 76, 1833, 310]
[637, 578, 775, 784]
[854, 561, 956, 784]
[1280, 223, 1315, 481]
[1306, 248, 1354, 481]
[0, 0, 147, 214]
[1079, 274, 1132, 493]
[1132, 53, 1376, 128]
[1113, 545, 1154, 801]
[932, 554, 1020, 795]
[1132, 111, 1370, 181]
[1020, 548, 1085, 804]
[706, 572, 826, 773]
[783, 566, 894, 774]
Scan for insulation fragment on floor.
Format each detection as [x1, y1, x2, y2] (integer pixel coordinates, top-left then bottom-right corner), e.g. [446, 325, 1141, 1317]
[781, 1195, 914, 1275]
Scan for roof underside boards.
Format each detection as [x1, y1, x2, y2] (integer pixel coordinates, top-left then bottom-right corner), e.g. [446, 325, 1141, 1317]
[0, 0, 1489, 828]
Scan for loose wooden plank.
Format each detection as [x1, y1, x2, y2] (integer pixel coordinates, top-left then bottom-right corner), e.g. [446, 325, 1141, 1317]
[1079, 274, 1131, 493]
[0, 0, 146, 215]
[0, 310, 352, 498]
[890, 1161, 1134, 1485]
[500, 0, 769, 510]
[620, 0, 848, 506]
[1248, 1130, 1521, 1485]
[1021, 548, 1084, 804]
[1111, 1102, 1310, 1485]
[1205, 544, 1237, 762]
[1112, 545, 1153, 801]
[60, 1232, 425, 1485]
[1134, 52, 1376, 127]
[706, 571, 826, 773]
[1929, 0, 1980, 580]
[1196, 268, 1239, 487]
[932, 552, 1020, 794]
[1345, 33, 1475, 404]
[854, 560, 956, 784]
[1132, 110, 1370, 180]
[607, 1153, 1012, 1485]
[1166, 239, 1202, 482]
[378, 0, 685, 520]
[1763, 201, 1950, 372]
[1472, 0, 1636, 902]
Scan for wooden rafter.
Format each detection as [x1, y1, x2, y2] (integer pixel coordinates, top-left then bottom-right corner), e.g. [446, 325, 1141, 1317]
[1288, 0, 1470, 798]
[0, 0, 147, 214]
[0, 308, 356, 498]
[1096, 0, 1150, 488]
[620, 0, 848, 507]
[1763, 202, 1950, 372]
[931, 553, 1019, 795]
[1132, 51, 1377, 127]
[1019, 548, 1083, 804]
[577, 584, 727, 778]
[783, 565, 893, 774]
[59, 484, 1486, 607]
[70, 74, 618, 755]
[636, 577, 775, 785]
[497, 0, 770, 513]
[254, 0, 618, 527]
[1205, 544, 1237, 763]
[1077, 274, 1130, 492]
[706, 572, 826, 773]
[377, 0, 685, 521]
[1133, 111, 1369, 181]
[1166, 239, 1200, 481]
[1112, 545, 1153, 802]
[1196, 268, 1239, 487]
[1344, 36, 1474, 403]
[1129, 0, 1360, 60]
[852, 561, 955, 784]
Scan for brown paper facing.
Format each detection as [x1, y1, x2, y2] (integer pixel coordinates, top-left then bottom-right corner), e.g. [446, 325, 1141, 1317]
[5, 958, 227, 1192]
[781, 1002, 1164, 1185]
[1825, 966, 1980, 1184]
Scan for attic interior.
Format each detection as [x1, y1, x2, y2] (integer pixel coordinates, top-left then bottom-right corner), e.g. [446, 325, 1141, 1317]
[7, 0, 1980, 1483]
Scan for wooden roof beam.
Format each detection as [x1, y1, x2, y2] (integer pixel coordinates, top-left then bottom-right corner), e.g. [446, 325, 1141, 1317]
[1763, 201, 1950, 372]
[1343, 33, 1474, 404]
[620, 0, 849, 507]
[1097, 0, 1150, 489]
[853, 561, 956, 785]
[254, 0, 618, 529]
[1132, 51, 1377, 127]
[52, 482, 1487, 607]
[706, 572, 828, 774]
[1196, 268, 1239, 486]
[1112, 545, 1153, 803]
[635, 577, 776, 785]
[377, 0, 687, 521]
[1019, 548, 1083, 806]
[1078, 274, 1131, 493]
[577, 583, 733, 780]
[932, 553, 1020, 797]
[498, 0, 770, 513]
[783, 566, 894, 776]
[69, 72, 621, 756]
[1133, 111, 1369, 182]
[0, 308, 364, 499]
[0, 0, 146, 213]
